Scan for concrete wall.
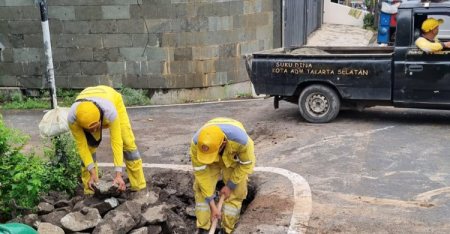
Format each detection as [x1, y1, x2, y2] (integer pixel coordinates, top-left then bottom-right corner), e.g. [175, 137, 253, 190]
[324, 0, 367, 27]
[0, 0, 275, 103]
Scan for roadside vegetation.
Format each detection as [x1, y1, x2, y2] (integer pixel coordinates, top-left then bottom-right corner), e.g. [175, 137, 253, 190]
[363, 13, 376, 31]
[0, 87, 152, 110]
[0, 115, 80, 222]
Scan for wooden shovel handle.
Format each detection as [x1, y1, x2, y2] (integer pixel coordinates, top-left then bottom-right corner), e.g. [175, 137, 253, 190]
[209, 195, 226, 234]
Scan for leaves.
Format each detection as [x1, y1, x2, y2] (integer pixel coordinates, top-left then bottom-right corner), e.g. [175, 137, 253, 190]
[0, 115, 81, 221]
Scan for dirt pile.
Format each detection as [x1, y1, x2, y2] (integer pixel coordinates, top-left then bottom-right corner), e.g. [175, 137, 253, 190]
[5, 170, 256, 234]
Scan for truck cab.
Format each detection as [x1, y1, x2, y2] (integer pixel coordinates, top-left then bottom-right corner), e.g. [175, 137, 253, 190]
[394, 1, 450, 109]
[248, 1, 450, 123]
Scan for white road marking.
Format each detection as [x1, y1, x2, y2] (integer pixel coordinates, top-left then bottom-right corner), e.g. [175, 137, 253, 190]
[98, 163, 312, 234]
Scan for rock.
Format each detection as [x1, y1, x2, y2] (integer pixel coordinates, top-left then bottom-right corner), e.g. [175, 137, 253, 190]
[39, 195, 55, 205]
[73, 196, 102, 211]
[70, 196, 84, 206]
[185, 206, 196, 217]
[91, 197, 119, 215]
[140, 204, 168, 225]
[115, 201, 141, 223]
[164, 209, 187, 233]
[55, 206, 72, 213]
[128, 226, 147, 234]
[130, 188, 159, 207]
[40, 210, 67, 228]
[23, 214, 39, 228]
[54, 199, 71, 209]
[37, 202, 54, 215]
[6, 217, 23, 224]
[92, 210, 136, 234]
[147, 225, 163, 234]
[61, 207, 102, 232]
[93, 180, 121, 198]
[37, 222, 64, 234]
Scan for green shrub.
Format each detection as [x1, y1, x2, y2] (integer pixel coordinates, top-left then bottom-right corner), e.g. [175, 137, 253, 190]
[363, 13, 375, 30]
[1, 98, 50, 109]
[120, 87, 152, 106]
[57, 89, 79, 107]
[0, 115, 81, 220]
[11, 92, 23, 103]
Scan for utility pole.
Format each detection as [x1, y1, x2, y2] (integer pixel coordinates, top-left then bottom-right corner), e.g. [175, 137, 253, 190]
[37, 0, 57, 109]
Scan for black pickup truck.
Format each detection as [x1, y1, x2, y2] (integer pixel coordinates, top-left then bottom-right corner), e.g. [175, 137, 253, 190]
[248, 1, 450, 123]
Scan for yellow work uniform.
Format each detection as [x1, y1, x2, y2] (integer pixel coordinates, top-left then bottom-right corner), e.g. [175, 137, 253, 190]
[68, 86, 146, 194]
[191, 118, 255, 233]
[415, 36, 444, 52]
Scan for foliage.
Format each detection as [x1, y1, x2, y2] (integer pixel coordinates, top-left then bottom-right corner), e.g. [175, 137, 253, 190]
[363, 13, 376, 30]
[0, 97, 50, 109]
[120, 87, 152, 106]
[42, 135, 81, 194]
[56, 89, 79, 107]
[0, 115, 81, 220]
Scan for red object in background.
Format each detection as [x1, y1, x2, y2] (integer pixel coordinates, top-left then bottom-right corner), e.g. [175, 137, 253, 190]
[390, 14, 397, 26]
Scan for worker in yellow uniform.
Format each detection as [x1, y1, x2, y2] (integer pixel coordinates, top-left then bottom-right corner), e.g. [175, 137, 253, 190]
[67, 85, 146, 195]
[416, 17, 450, 53]
[191, 118, 255, 234]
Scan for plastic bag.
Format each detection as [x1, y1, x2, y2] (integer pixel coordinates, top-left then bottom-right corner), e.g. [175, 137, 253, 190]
[38, 107, 70, 138]
[381, 2, 400, 14]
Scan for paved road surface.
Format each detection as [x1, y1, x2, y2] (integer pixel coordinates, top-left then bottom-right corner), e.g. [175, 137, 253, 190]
[2, 98, 450, 233]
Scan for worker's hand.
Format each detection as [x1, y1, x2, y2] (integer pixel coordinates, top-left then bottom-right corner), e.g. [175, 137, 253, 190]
[113, 172, 126, 192]
[209, 201, 222, 222]
[220, 185, 231, 199]
[444, 41, 450, 48]
[88, 168, 99, 191]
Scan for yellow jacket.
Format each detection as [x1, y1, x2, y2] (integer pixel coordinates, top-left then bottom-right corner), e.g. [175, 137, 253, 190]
[415, 36, 444, 52]
[68, 86, 125, 172]
[191, 118, 255, 203]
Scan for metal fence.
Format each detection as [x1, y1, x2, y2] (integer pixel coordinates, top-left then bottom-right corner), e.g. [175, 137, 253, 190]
[283, 0, 322, 47]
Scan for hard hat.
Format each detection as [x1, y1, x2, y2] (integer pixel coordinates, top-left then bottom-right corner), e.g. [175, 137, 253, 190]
[197, 125, 225, 164]
[422, 18, 444, 32]
[75, 101, 100, 130]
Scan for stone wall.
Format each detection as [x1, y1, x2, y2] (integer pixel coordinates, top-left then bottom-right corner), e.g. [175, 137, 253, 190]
[0, 0, 276, 101]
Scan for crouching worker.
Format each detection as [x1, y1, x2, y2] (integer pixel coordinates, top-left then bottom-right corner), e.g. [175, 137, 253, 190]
[191, 118, 255, 234]
[68, 85, 146, 195]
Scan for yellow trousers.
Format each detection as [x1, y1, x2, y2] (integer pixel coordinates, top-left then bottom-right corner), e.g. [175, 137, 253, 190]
[81, 119, 146, 194]
[193, 163, 247, 233]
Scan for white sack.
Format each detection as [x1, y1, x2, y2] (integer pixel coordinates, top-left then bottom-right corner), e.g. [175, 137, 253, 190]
[39, 107, 70, 138]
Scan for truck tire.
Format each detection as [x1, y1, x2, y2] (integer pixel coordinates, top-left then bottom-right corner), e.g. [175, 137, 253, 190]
[298, 85, 340, 123]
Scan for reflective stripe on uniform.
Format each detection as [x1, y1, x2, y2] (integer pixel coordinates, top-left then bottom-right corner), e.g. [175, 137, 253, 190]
[124, 150, 141, 161]
[193, 165, 207, 171]
[223, 205, 240, 216]
[195, 202, 210, 211]
[239, 160, 252, 165]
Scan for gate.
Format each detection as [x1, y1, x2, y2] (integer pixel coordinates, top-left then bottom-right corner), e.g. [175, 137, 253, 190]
[283, 0, 322, 47]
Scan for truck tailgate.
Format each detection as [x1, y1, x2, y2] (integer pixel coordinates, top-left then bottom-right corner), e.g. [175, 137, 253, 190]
[251, 53, 393, 100]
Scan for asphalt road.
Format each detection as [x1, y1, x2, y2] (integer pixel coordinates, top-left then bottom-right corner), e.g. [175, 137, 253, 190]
[2, 98, 450, 234]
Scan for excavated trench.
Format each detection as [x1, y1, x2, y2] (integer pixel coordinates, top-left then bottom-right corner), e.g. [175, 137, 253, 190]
[4, 169, 257, 234]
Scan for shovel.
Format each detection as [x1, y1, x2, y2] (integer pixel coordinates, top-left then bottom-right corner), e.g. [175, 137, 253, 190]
[209, 195, 225, 234]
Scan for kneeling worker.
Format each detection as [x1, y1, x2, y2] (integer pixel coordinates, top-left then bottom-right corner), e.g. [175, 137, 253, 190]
[191, 118, 256, 234]
[68, 85, 146, 194]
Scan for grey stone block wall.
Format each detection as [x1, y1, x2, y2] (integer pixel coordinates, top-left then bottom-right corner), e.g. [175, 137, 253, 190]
[0, 0, 275, 91]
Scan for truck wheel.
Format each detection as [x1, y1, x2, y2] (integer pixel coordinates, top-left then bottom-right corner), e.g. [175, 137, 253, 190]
[298, 85, 340, 123]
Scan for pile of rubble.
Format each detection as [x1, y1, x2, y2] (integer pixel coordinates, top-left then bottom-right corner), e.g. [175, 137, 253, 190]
[6, 170, 256, 234]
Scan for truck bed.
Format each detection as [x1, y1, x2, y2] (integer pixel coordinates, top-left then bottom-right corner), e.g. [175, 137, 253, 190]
[253, 46, 395, 56]
[250, 46, 394, 101]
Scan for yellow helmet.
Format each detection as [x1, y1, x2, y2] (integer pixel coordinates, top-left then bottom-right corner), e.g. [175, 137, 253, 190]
[422, 18, 444, 32]
[197, 125, 225, 164]
[75, 101, 100, 130]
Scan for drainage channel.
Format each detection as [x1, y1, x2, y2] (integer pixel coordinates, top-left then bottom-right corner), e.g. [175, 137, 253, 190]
[98, 163, 312, 234]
